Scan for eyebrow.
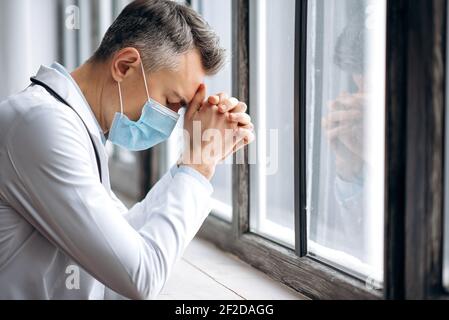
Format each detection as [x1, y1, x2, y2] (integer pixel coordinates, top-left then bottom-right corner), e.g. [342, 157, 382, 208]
[173, 91, 188, 107]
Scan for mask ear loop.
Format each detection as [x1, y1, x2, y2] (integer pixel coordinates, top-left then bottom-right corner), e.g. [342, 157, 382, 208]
[117, 82, 124, 116]
[140, 61, 151, 102]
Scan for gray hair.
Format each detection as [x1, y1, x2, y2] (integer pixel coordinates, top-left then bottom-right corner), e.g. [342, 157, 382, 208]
[90, 0, 226, 75]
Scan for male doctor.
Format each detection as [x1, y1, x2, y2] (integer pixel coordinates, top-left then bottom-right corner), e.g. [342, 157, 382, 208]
[0, 0, 254, 299]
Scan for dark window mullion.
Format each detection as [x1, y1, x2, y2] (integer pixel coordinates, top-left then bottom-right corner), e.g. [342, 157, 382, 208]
[295, 0, 308, 257]
[384, 0, 407, 300]
[232, 0, 250, 238]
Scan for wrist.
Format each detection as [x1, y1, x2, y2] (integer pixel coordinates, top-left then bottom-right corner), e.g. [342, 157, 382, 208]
[177, 159, 216, 181]
[182, 164, 215, 180]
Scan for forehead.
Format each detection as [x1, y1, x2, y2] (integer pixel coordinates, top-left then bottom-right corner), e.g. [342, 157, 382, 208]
[169, 49, 206, 102]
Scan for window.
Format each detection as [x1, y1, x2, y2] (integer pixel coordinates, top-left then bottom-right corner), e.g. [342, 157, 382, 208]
[249, 0, 296, 248]
[306, 0, 386, 284]
[200, 0, 393, 300]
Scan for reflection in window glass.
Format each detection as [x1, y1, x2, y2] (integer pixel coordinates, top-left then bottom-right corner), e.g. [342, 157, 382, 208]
[306, 0, 386, 283]
[249, 0, 296, 247]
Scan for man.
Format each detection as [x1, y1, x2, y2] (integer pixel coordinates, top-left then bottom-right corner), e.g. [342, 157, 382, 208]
[0, 0, 254, 299]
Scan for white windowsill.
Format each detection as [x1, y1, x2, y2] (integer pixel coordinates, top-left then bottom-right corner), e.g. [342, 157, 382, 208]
[157, 237, 307, 300]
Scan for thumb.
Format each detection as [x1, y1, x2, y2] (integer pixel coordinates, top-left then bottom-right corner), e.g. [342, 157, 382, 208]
[186, 83, 206, 118]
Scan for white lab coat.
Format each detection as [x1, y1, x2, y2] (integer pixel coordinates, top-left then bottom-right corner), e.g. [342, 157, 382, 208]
[0, 63, 213, 300]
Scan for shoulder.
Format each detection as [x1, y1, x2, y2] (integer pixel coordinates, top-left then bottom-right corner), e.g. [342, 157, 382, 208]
[1, 85, 90, 159]
[3, 85, 81, 125]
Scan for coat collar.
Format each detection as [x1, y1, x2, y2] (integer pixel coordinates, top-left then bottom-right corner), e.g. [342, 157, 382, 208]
[32, 63, 106, 144]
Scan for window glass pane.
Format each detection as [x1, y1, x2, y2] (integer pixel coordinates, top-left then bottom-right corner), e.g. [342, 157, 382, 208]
[249, 0, 296, 248]
[178, 0, 234, 221]
[306, 0, 386, 284]
[198, 0, 233, 222]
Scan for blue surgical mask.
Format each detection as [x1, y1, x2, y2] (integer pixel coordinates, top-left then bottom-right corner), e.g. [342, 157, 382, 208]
[108, 62, 180, 151]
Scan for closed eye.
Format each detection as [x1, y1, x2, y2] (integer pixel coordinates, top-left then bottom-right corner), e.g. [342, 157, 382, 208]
[167, 102, 183, 112]
[172, 91, 188, 108]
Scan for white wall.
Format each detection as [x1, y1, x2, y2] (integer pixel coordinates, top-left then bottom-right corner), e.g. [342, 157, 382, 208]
[0, 0, 59, 100]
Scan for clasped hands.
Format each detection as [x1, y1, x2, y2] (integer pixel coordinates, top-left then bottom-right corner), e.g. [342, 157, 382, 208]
[180, 84, 255, 180]
[322, 91, 365, 182]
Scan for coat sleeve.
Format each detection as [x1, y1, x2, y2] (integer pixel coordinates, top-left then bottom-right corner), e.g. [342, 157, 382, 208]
[120, 166, 213, 231]
[4, 106, 213, 300]
[117, 171, 174, 231]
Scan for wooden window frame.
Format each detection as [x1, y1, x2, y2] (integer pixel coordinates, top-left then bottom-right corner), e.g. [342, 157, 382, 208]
[391, 0, 448, 300]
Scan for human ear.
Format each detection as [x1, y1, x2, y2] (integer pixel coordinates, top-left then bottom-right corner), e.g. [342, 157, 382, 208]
[110, 47, 142, 83]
